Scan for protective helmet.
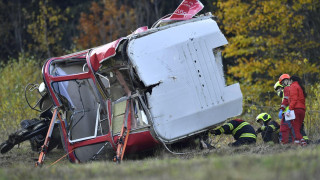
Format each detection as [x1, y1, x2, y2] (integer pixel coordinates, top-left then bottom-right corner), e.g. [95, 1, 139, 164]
[273, 81, 283, 91]
[279, 74, 290, 83]
[256, 113, 271, 122]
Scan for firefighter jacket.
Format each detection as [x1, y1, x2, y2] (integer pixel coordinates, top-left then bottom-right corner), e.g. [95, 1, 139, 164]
[289, 81, 306, 110]
[259, 121, 280, 143]
[215, 119, 256, 140]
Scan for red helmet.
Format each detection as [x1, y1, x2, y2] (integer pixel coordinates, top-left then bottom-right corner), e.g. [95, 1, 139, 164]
[279, 74, 290, 83]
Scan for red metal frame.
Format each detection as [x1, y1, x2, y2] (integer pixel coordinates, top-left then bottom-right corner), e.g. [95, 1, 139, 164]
[57, 98, 158, 163]
[40, 41, 159, 164]
[89, 38, 126, 71]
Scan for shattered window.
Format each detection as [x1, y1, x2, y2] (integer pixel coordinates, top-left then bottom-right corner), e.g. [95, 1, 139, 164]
[111, 96, 149, 134]
[96, 54, 150, 132]
[52, 79, 109, 142]
[98, 68, 134, 102]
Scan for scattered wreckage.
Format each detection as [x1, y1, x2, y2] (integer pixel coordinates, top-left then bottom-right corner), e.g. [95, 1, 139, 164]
[0, 0, 242, 165]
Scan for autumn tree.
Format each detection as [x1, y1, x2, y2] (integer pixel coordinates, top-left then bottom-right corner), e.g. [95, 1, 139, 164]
[215, 0, 320, 106]
[27, 0, 66, 58]
[75, 0, 137, 49]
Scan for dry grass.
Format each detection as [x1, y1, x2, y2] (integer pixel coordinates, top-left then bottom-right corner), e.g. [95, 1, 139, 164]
[1, 141, 320, 180]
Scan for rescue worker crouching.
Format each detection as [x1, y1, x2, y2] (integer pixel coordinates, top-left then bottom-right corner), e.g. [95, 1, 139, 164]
[255, 113, 280, 144]
[210, 119, 256, 147]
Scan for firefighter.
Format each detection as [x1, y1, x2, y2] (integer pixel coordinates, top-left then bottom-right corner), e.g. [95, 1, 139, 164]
[274, 81, 284, 99]
[275, 77, 309, 144]
[278, 74, 295, 144]
[210, 119, 256, 147]
[255, 113, 280, 144]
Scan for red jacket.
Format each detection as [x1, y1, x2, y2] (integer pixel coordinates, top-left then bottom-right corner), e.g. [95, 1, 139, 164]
[280, 86, 290, 111]
[289, 81, 305, 110]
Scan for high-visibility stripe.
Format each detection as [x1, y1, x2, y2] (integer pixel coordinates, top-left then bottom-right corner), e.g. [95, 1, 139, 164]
[261, 126, 266, 131]
[280, 105, 289, 111]
[226, 123, 234, 130]
[283, 96, 289, 99]
[232, 122, 249, 135]
[269, 125, 276, 131]
[239, 133, 257, 139]
[219, 127, 225, 133]
[303, 136, 309, 140]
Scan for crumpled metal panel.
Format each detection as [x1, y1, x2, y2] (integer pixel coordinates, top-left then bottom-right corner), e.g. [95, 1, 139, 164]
[127, 17, 242, 142]
[163, 0, 204, 21]
[89, 38, 125, 71]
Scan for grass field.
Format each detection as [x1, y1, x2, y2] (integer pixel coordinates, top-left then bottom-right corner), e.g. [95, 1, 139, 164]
[0, 141, 319, 180]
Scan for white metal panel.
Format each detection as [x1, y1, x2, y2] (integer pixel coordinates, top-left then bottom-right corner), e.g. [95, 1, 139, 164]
[127, 17, 242, 142]
[147, 83, 242, 141]
[128, 17, 228, 86]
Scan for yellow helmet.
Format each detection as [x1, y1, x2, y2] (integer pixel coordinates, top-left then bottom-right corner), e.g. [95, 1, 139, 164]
[256, 113, 271, 122]
[273, 81, 283, 91]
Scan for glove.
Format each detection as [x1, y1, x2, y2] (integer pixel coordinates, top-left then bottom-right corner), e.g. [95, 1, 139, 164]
[210, 129, 216, 135]
[256, 128, 262, 134]
[210, 129, 220, 135]
[285, 110, 291, 117]
[278, 109, 283, 119]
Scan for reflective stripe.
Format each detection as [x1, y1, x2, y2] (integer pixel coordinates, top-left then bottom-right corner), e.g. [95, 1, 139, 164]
[269, 125, 276, 131]
[232, 122, 249, 135]
[283, 96, 289, 99]
[303, 136, 309, 140]
[239, 133, 257, 139]
[219, 127, 225, 133]
[226, 123, 234, 130]
[280, 105, 289, 111]
[261, 126, 266, 131]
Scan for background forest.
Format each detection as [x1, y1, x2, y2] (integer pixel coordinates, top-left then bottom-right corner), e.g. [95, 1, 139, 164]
[0, 0, 320, 137]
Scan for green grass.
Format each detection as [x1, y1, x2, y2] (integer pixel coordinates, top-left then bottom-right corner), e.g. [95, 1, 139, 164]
[1, 143, 319, 180]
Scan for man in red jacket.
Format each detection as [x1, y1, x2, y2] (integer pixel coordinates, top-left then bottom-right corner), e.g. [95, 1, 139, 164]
[286, 75, 307, 146]
[278, 74, 294, 144]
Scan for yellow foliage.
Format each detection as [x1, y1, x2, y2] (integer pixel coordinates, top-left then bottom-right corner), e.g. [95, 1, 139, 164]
[305, 83, 320, 135]
[216, 0, 320, 107]
[0, 55, 41, 135]
[27, 0, 67, 58]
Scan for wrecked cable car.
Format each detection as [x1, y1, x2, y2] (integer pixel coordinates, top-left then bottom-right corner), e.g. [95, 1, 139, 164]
[1, 0, 243, 165]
